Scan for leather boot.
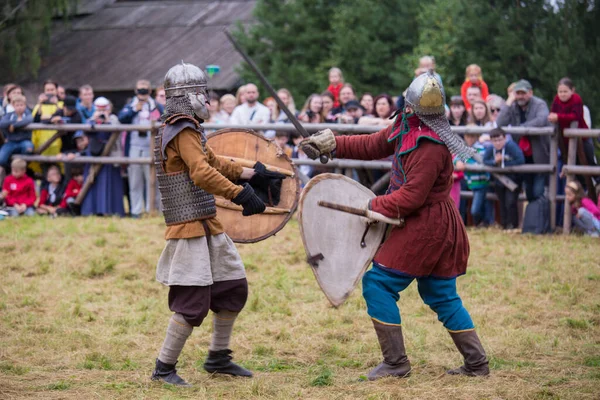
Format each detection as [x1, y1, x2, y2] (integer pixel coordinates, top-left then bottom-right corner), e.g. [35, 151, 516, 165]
[367, 321, 412, 381]
[203, 349, 252, 377]
[447, 330, 489, 376]
[151, 358, 191, 386]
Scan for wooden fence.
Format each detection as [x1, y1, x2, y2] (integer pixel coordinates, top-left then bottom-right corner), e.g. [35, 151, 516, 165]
[13, 121, 599, 233]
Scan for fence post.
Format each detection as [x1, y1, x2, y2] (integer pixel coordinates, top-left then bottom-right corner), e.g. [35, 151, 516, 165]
[549, 127, 558, 231]
[148, 121, 157, 213]
[562, 137, 578, 234]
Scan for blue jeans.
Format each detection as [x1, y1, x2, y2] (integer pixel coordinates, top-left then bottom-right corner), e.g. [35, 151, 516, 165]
[362, 265, 475, 331]
[0, 140, 34, 167]
[8, 207, 35, 217]
[470, 188, 494, 225]
[523, 173, 546, 202]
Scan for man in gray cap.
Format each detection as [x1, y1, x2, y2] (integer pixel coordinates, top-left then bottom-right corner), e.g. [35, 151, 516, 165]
[300, 72, 489, 380]
[496, 79, 550, 201]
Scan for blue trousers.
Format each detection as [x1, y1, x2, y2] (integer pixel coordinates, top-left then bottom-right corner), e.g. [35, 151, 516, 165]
[362, 265, 474, 332]
[471, 188, 494, 225]
[0, 140, 34, 168]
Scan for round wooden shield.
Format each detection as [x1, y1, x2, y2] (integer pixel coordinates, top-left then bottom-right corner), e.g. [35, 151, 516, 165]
[206, 128, 300, 243]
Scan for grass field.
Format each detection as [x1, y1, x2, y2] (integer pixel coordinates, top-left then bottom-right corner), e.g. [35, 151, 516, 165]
[0, 216, 599, 400]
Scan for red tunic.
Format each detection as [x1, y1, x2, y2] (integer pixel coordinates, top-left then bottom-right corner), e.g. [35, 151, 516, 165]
[335, 117, 470, 278]
[60, 179, 82, 208]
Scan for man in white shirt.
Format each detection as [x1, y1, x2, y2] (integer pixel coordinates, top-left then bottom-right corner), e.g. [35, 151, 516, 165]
[230, 84, 271, 128]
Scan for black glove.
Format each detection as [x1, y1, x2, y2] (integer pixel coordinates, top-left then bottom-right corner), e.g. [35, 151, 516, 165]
[232, 183, 266, 216]
[246, 162, 286, 206]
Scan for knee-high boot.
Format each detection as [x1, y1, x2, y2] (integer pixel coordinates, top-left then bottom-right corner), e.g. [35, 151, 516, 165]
[367, 320, 411, 381]
[447, 330, 489, 376]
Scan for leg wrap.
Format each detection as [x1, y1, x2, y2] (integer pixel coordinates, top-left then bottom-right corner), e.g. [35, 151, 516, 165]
[168, 285, 211, 327]
[362, 265, 413, 326]
[158, 313, 193, 365]
[416, 277, 474, 331]
[209, 310, 238, 351]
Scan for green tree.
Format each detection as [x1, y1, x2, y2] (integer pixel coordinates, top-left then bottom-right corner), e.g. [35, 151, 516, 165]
[234, 0, 423, 103]
[0, 0, 77, 80]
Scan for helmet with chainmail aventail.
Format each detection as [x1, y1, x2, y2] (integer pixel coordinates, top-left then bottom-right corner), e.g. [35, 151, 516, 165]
[164, 61, 208, 99]
[405, 71, 474, 161]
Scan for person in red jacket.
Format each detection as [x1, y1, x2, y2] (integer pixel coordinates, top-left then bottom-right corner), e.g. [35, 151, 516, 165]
[301, 72, 489, 380]
[0, 158, 36, 217]
[461, 64, 489, 111]
[59, 168, 83, 211]
[326, 67, 344, 108]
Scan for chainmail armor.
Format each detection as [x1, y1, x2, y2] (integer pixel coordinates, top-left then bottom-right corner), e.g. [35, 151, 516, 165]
[163, 95, 195, 121]
[154, 122, 217, 226]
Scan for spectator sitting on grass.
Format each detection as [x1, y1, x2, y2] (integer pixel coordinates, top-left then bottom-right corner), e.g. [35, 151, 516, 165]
[58, 166, 84, 216]
[0, 94, 34, 186]
[0, 158, 36, 217]
[565, 180, 600, 237]
[483, 128, 525, 230]
[37, 165, 64, 217]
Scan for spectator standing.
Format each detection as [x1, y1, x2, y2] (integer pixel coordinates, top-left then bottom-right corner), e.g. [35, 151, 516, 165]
[448, 96, 469, 126]
[298, 94, 324, 124]
[496, 79, 550, 202]
[461, 64, 490, 110]
[0, 94, 34, 186]
[465, 86, 483, 110]
[0, 158, 36, 217]
[358, 94, 395, 126]
[274, 131, 293, 158]
[37, 165, 64, 217]
[455, 133, 493, 227]
[360, 93, 375, 116]
[1, 84, 17, 116]
[327, 67, 344, 108]
[2, 85, 24, 114]
[155, 86, 166, 107]
[82, 97, 125, 217]
[57, 86, 66, 102]
[339, 100, 363, 124]
[414, 56, 442, 83]
[50, 95, 84, 157]
[118, 80, 163, 217]
[235, 85, 247, 106]
[483, 128, 525, 230]
[230, 84, 271, 126]
[77, 85, 95, 121]
[31, 80, 63, 175]
[320, 91, 336, 123]
[331, 84, 356, 116]
[213, 94, 236, 124]
[565, 180, 600, 236]
[207, 92, 222, 125]
[486, 94, 505, 127]
[275, 88, 297, 122]
[469, 100, 493, 128]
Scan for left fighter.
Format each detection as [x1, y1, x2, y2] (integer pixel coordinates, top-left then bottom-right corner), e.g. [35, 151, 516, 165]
[150, 62, 280, 386]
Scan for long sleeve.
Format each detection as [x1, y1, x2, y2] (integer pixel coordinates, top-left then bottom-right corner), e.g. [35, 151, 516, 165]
[460, 81, 470, 109]
[230, 107, 243, 125]
[495, 105, 512, 128]
[0, 114, 11, 130]
[118, 105, 137, 123]
[334, 125, 395, 160]
[503, 141, 525, 166]
[24, 180, 37, 207]
[522, 99, 549, 127]
[205, 145, 243, 181]
[12, 113, 33, 129]
[483, 147, 496, 166]
[170, 129, 243, 200]
[370, 141, 446, 218]
[480, 80, 490, 101]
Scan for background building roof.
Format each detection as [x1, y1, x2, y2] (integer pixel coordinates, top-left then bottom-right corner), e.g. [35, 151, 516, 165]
[35, 0, 255, 92]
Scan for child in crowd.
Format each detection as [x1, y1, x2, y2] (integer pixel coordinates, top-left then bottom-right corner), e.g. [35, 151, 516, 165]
[291, 131, 314, 183]
[274, 131, 293, 158]
[37, 165, 64, 217]
[448, 96, 469, 126]
[327, 67, 344, 108]
[58, 167, 84, 215]
[451, 156, 464, 207]
[455, 133, 492, 226]
[0, 94, 34, 185]
[565, 180, 600, 237]
[483, 128, 525, 230]
[0, 158, 36, 217]
[461, 64, 490, 111]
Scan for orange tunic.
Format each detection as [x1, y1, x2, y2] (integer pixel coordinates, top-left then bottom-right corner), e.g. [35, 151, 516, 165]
[162, 128, 243, 240]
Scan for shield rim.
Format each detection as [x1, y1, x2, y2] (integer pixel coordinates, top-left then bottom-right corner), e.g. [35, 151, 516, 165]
[297, 173, 385, 307]
[206, 128, 300, 243]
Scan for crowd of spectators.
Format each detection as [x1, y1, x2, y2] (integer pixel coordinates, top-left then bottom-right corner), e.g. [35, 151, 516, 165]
[0, 58, 599, 236]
